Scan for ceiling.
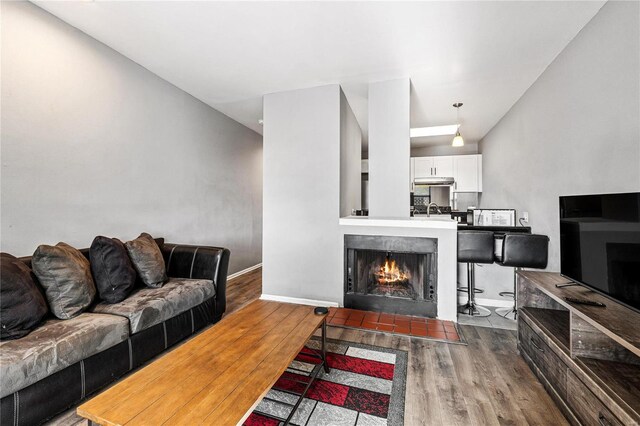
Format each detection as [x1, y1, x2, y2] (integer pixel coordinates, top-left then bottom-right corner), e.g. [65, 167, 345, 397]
[34, 1, 605, 148]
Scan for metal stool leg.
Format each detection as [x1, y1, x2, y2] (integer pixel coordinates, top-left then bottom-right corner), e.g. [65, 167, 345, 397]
[458, 263, 491, 317]
[496, 267, 519, 320]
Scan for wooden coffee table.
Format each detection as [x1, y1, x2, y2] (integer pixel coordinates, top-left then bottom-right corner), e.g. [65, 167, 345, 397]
[77, 300, 329, 425]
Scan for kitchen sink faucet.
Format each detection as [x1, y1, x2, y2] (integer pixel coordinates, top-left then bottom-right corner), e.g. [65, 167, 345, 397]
[426, 202, 441, 217]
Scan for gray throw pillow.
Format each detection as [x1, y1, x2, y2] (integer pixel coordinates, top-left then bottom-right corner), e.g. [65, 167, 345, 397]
[125, 233, 167, 288]
[31, 242, 96, 319]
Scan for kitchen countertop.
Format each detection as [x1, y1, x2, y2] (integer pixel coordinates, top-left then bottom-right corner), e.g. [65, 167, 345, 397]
[457, 224, 531, 233]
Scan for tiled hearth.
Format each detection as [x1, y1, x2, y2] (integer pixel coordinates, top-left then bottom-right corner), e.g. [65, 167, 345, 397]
[327, 307, 462, 343]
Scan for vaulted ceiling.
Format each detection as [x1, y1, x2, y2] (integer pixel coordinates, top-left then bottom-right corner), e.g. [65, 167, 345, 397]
[35, 1, 605, 148]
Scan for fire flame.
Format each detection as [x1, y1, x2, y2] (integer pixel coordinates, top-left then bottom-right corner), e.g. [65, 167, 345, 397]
[375, 257, 409, 284]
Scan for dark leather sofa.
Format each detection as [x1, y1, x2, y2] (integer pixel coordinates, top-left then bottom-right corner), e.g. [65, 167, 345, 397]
[0, 239, 230, 426]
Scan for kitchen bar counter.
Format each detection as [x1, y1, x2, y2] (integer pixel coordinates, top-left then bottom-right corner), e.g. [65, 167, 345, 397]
[339, 215, 457, 230]
[458, 224, 531, 233]
[340, 216, 531, 233]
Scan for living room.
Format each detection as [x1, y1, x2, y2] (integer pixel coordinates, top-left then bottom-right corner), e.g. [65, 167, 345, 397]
[1, 1, 639, 425]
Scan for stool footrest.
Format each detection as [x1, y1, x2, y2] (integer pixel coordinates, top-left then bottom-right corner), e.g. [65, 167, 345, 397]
[457, 287, 484, 294]
[498, 291, 515, 298]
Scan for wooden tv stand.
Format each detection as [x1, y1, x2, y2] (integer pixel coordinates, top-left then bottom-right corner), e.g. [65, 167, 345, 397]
[517, 271, 640, 425]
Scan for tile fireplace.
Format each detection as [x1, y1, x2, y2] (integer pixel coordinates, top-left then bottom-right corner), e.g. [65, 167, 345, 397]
[344, 234, 438, 317]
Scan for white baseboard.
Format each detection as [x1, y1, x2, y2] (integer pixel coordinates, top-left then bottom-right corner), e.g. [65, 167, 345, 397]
[458, 296, 514, 308]
[227, 263, 262, 280]
[260, 294, 340, 308]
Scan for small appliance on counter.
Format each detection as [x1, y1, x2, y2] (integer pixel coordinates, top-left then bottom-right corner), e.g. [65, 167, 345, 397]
[450, 211, 468, 224]
[351, 209, 368, 216]
[467, 208, 516, 227]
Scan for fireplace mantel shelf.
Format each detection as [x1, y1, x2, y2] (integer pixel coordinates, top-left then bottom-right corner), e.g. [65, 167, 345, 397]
[339, 216, 457, 230]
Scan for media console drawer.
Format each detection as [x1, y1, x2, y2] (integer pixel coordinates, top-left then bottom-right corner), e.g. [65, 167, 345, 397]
[566, 370, 623, 426]
[519, 318, 567, 397]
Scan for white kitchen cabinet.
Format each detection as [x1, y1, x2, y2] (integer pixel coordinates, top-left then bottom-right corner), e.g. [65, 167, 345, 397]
[411, 154, 482, 192]
[433, 156, 454, 177]
[413, 157, 432, 178]
[413, 156, 454, 178]
[453, 154, 482, 192]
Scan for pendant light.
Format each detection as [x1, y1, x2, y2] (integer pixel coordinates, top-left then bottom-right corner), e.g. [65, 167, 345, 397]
[452, 102, 464, 147]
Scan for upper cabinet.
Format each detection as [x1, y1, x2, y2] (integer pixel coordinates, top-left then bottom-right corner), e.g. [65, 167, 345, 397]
[413, 157, 431, 178]
[453, 154, 482, 192]
[433, 156, 454, 177]
[411, 154, 482, 192]
[413, 156, 453, 178]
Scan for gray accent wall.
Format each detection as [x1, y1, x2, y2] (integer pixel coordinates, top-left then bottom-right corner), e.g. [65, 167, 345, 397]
[476, 0, 640, 300]
[1, 2, 263, 273]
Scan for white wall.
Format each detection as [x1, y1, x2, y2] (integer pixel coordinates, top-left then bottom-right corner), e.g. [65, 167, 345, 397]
[262, 85, 343, 304]
[477, 0, 640, 301]
[410, 142, 478, 158]
[368, 78, 411, 217]
[0, 2, 263, 273]
[340, 89, 363, 217]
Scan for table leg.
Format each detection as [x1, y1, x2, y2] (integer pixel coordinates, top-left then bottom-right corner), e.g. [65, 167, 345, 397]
[278, 319, 332, 426]
[321, 319, 330, 374]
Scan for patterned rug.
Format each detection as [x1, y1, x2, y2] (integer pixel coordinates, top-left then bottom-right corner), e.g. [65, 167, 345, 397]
[244, 338, 407, 426]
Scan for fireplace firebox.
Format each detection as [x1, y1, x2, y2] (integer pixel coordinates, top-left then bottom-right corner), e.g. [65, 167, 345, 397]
[344, 235, 437, 317]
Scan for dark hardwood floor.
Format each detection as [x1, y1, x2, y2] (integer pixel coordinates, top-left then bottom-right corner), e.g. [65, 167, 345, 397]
[48, 267, 566, 425]
[225, 267, 263, 314]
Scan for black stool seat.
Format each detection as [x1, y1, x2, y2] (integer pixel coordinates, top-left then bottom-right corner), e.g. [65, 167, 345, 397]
[458, 230, 494, 317]
[497, 233, 549, 268]
[458, 231, 495, 264]
[496, 233, 549, 320]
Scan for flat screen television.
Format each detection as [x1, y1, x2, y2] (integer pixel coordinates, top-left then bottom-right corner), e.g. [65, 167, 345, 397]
[559, 192, 640, 311]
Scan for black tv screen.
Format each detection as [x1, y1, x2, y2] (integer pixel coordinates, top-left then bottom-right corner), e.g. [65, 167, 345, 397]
[560, 192, 640, 311]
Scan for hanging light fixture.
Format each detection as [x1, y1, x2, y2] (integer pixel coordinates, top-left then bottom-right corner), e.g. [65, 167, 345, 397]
[452, 102, 464, 147]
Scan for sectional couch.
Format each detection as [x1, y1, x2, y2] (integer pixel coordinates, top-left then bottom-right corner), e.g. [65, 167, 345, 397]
[0, 238, 230, 426]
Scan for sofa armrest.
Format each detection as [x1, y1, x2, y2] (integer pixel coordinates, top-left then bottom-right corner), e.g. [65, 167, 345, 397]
[161, 243, 231, 317]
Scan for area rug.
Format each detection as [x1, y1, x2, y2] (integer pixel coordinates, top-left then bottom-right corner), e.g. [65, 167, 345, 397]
[244, 338, 407, 426]
[326, 307, 466, 345]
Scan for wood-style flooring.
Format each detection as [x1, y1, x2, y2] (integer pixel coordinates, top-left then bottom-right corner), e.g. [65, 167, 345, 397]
[48, 267, 567, 425]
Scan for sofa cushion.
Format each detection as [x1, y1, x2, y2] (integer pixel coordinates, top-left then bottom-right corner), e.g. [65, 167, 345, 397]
[91, 278, 215, 334]
[0, 313, 129, 398]
[90, 236, 137, 304]
[31, 242, 96, 319]
[0, 253, 48, 340]
[125, 233, 167, 288]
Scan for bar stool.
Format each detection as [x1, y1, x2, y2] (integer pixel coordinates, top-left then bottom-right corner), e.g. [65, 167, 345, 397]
[458, 230, 495, 317]
[495, 233, 549, 320]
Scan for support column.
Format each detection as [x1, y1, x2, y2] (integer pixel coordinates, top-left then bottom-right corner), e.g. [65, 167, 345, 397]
[368, 78, 411, 218]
